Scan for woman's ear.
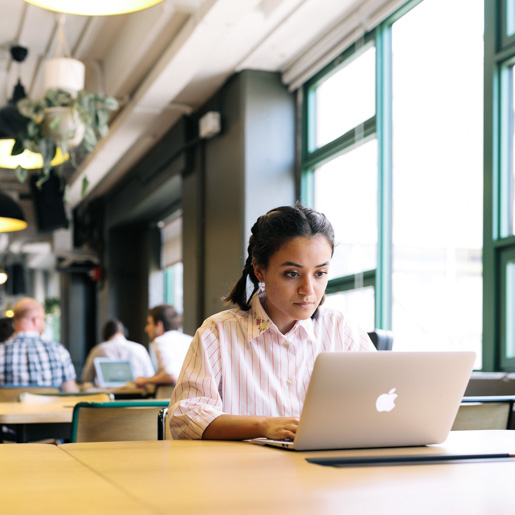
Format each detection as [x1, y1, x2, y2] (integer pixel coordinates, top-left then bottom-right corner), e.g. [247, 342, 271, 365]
[252, 258, 265, 282]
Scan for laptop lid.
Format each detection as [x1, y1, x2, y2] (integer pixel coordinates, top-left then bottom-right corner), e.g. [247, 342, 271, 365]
[260, 351, 475, 451]
[93, 358, 134, 387]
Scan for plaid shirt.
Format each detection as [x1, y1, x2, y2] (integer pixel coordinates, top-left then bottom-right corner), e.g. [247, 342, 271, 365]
[0, 331, 76, 386]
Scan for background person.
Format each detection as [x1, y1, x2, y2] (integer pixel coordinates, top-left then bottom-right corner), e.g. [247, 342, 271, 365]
[134, 304, 193, 387]
[169, 203, 375, 440]
[81, 319, 155, 385]
[0, 298, 78, 392]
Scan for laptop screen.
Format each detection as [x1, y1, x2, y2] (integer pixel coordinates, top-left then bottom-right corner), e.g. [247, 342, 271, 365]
[94, 358, 134, 387]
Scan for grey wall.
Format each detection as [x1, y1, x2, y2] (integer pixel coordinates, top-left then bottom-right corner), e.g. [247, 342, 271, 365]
[71, 69, 296, 363]
[182, 70, 296, 333]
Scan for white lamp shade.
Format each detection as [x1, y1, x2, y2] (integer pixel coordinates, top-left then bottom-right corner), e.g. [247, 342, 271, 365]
[44, 57, 85, 96]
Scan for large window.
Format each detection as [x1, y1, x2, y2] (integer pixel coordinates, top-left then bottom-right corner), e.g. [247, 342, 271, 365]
[302, 0, 484, 368]
[161, 215, 184, 313]
[492, 0, 515, 370]
[390, 0, 483, 361]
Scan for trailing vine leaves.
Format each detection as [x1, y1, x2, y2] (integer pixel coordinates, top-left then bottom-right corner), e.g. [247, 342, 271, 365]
[12, 88, 119, 198]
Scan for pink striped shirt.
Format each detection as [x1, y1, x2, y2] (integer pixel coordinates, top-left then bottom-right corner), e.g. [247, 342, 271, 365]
[169, 293, 375, 439]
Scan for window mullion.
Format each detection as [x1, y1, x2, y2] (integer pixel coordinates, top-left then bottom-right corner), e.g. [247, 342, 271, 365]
[375, 22, 393, 331]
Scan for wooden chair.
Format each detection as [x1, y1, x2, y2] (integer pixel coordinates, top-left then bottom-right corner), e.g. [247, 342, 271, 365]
[154, 384, 175, 399]
[157, 407, 172, 440]
[19, 392, 114, 405]
[0, 386, 60, 402]
[452, 396, 515, 430]
[71, 400, 170, 442]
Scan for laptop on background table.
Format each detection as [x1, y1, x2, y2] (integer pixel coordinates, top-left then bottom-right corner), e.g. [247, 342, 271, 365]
[252, 351, 476, 451]
[93, 358, 135, 388]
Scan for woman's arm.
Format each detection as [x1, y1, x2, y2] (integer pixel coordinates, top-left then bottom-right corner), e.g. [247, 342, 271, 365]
[202, 414, 299, 441]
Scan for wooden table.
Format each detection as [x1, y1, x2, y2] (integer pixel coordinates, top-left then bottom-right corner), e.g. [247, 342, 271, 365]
[54, 430, 515, 514]
[0, 444, 152, 514]
[0, 401, 74, 443]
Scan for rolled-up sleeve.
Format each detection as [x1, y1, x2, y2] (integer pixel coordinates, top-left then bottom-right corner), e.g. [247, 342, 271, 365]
[168, 323, 224, 439]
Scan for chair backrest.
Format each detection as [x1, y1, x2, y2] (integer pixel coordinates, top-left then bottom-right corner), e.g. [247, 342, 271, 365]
[157, 407, 172, 440]
[154, 384, 175, 399]
[0, 385, 60, 402]
[464, 372, 515, 396]
[19, 392, 114, 404]
[367, 330, 394, 351]
[452, 397, 514, 430]
[71, 400, 170, 442]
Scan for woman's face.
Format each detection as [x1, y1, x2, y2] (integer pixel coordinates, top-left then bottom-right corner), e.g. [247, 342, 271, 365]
[253, 234, 332, 334]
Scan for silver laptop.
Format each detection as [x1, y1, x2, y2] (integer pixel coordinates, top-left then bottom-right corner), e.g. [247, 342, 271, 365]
[253, 351, 476, 451]
[93, 358, 134, 388]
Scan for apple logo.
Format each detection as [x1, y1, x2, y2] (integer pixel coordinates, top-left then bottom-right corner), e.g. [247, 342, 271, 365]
[375, 388, 398, 412]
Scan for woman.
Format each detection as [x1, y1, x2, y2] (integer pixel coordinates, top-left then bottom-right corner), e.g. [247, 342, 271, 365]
[169, 203, 375, 440]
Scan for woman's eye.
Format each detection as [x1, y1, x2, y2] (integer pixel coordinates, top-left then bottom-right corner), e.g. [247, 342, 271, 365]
[316, 270, 328, 278]
[285, 271, 299, 278]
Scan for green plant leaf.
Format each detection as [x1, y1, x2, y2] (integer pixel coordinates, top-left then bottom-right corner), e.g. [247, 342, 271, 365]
[17, 98, 46, 123]
[81, 176, 90, 197]
[104, 96, 119, 111]
[45, 88, 73, 107]
[49, 112, 63, 132]
[11, 139, 25, 156]
[35, 168, 50, 189]
[14, 166, 28, 183]
[83, 126, 97, 152]
[38, 138, 57, 174]
[62, 184, 70, 203]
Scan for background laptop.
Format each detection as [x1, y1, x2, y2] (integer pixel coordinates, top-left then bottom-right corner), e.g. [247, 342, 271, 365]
[93, 358, 135, 388]
[255, 351, 476, 451]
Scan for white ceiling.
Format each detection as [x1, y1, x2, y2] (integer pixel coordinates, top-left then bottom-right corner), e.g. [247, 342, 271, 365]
[0, 0, 394, 266]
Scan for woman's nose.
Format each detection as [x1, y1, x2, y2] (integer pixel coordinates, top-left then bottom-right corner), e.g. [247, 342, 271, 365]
[298, 277, 314, 296]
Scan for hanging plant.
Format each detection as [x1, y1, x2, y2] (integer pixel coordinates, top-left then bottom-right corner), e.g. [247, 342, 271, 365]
[12, 87, 119, 197]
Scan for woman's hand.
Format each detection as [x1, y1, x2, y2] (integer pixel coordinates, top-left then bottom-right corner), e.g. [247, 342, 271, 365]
[202, 414, 299, 441]
[260, 417, 299, 440]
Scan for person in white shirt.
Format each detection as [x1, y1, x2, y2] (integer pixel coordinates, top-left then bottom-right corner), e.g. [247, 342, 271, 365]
[134, 304, 193, 387]
[81, 319, 155, 384]
[169, 202, 376, 441]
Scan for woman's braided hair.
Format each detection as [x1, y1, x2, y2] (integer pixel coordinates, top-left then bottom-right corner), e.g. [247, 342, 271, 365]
[224, 202, 335, 317]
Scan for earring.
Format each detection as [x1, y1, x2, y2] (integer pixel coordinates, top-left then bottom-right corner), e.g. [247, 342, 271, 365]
[259, 282, 265, 292]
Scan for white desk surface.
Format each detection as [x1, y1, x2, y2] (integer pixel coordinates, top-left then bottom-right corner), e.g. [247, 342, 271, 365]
[54, 430, 515, 514]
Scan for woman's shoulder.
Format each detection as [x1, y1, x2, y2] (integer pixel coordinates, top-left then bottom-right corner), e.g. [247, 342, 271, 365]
[315, 304, 347, 322]
[313, 304, 365, 332]
[198, 305, 249, 330]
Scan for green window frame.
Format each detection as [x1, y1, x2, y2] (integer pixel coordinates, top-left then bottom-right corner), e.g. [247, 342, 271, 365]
[484, 1, 515, 370]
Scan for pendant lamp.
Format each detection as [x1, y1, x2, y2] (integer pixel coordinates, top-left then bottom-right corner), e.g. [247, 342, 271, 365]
[24, 0, 163, 16]
[0, 46, 67, 170]
[0, 268, 7, 285]
[0, 192, 27, 232]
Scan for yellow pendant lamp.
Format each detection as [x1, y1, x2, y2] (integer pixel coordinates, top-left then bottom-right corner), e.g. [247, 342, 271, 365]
[0, 191, 27, 232]
[0, 140, 67, 170]
[24, 0, 163, 16]
[0, 45, 68, 170]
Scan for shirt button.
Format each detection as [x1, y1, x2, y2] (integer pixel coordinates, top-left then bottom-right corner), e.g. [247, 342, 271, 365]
[286, 379, 293, 387]
[283, 342, 289, 349]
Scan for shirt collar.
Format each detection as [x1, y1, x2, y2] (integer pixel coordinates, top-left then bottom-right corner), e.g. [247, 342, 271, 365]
[247, 293, 318, 343]
[247, 293, 272, 341]
[15, 331, 40, 337]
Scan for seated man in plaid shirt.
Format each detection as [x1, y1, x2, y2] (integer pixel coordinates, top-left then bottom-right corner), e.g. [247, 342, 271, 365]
[0, 298, 78, 392]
